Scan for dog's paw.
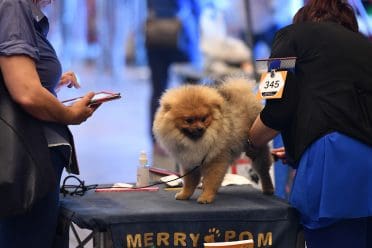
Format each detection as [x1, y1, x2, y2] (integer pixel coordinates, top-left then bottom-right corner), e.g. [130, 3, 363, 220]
[175, 191, 191, 200]
[197, 194, 215, 204]
[261, 180, 275, 195]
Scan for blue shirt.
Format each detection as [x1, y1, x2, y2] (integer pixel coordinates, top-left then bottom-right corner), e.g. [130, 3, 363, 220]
[0, 0, 75, 169]
[0, 0, 62, 91]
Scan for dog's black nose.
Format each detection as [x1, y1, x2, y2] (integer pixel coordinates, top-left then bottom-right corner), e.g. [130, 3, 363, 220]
[182, 128, 205, 140]
[191, 128, 205, 139]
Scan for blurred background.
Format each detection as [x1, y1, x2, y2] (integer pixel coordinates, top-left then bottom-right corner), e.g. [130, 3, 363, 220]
[43, 0, 372, 191]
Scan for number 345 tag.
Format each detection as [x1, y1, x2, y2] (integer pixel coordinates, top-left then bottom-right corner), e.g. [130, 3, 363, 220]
[257, 70, 287, 99]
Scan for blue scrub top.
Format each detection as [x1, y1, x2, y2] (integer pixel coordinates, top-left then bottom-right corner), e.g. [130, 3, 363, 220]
[290, 132, 372, 229]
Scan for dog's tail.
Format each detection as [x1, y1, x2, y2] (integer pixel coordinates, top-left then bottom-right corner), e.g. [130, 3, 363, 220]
[217, 77, 258, 105]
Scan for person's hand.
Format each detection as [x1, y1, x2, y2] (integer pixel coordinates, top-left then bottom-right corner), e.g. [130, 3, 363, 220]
[56, 71, 80, 92]
[66, 92, 100, 125]
[271, 147, 288, 164]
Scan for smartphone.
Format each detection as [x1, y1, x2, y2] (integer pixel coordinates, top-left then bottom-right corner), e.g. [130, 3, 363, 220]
[89, 92, 121, 106]
[62, 91, 121, 106]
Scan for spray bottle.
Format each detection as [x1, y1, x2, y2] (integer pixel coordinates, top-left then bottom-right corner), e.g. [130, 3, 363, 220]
[136, 151, 150, 187]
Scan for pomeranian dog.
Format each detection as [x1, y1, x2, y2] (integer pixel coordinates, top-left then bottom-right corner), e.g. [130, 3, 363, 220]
[153, 78, 274, 203]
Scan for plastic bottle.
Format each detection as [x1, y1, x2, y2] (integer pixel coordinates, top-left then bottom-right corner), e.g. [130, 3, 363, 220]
[136, 151, 150, 187]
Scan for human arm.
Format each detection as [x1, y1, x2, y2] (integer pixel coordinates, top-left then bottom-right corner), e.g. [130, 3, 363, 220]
[247, 72, 297, 157]
[248, 115, 279, 148]
[0, 55, 97, 125]
[247, 26, 298, 159]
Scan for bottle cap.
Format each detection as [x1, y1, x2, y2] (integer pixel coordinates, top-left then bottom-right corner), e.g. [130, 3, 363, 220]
[139, 150, 148, 167]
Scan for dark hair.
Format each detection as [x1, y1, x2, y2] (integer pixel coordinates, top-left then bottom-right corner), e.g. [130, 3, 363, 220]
[293, 0, 358, 32]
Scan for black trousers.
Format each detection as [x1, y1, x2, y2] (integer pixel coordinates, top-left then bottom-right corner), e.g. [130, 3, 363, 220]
[147, 47, 189, 142]
[0, 147, 66, 248]
[304, 217, 372, 248]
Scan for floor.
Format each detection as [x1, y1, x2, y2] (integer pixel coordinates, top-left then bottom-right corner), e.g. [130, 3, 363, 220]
[59, 63, 154, 186]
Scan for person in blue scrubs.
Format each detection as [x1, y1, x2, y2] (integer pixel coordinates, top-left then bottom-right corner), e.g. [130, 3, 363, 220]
[145, 0, 202, 152]
[0, 0, 100, 247]
[247, 0, 372, 247]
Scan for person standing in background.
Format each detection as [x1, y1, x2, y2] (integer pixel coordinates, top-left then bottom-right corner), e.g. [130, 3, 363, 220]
[248, 0, 372, 247]
[95, 0, 141, 81]
[248, 0, 278, 59]
[0, 0, 99, 247]
[145, 0, 202, 157]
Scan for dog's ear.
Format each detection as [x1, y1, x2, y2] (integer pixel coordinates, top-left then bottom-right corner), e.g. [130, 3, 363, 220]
[218, 91, 231, 101]
[162, 103, 172, 112]
[209, 97, 223, 112]
[212, 102, 222, 112]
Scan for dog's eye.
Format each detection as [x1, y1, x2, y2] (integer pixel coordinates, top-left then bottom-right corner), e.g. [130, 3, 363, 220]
[185, 117, 195, 124]
[200, 116, 207, 122]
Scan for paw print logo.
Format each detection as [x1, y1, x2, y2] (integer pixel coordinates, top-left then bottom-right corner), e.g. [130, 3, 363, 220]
[204, 228, 221, 243]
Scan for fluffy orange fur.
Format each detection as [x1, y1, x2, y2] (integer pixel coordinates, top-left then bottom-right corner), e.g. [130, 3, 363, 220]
[153, 78, 274, 203]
